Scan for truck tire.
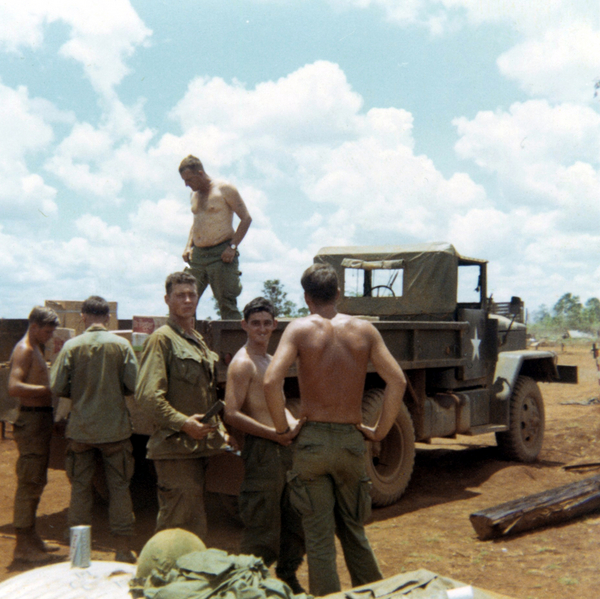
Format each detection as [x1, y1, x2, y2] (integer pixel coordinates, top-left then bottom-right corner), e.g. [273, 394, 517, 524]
[362, 388, 415, 506]
[495, 375, 545, 462]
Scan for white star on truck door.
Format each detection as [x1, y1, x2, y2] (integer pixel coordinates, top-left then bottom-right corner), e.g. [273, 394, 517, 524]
[471, 328, 481, 361]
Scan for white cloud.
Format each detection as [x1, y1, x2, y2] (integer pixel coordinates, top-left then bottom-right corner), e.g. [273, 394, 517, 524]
[0, 0, 151, 96]
[326, 0, 599, 33]
[497, 24, 600, 103]
[453, 100, 600, 232]
[170, 61, 363, 148]
[0, 82, 63, 218]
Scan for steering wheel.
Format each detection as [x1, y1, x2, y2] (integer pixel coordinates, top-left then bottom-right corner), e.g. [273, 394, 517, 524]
[369, 285, 396, 297]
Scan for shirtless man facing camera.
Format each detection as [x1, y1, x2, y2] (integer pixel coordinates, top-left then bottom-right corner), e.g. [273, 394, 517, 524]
[264, 263, 407, 596]
[224, 297, 305, 593]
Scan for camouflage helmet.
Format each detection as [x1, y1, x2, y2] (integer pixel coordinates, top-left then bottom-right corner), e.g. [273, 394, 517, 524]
[136, 528, 207, 578]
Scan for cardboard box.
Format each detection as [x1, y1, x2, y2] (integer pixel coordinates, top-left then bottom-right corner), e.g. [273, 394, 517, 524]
[44, 327, 75, 364]
[113, 330, 133, 344]
[45, 300, 118, 335]
[132, 316, 168, 335]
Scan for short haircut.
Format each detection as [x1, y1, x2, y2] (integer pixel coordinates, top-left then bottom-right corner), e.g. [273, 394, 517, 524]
[301, 263, 339, 304]
[81, 296, 110, 317]
[165, 272, 198, 295]
[28, 306, 59, 327]
[243, 297, 275, 321]
[179, 155, 204, 174]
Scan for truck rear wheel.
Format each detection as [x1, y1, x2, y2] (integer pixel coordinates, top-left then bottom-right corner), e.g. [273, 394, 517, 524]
[362, 388, 415, 506]
[495, 375, 545, 462]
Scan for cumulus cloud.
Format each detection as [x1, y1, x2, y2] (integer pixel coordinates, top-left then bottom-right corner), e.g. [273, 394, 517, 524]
[0, 0, 151, 96]
[497, 24, 600, 103]
[0, 82, 65, 218]
[323, 0, 598, 34]
[453, 100, 600, 230]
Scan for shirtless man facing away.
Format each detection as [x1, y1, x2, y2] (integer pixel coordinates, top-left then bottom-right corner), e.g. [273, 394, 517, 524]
[180, 155, 252, 320]
[8, 306, 60, 563]
[264, 263, 407, 597]
[224, 297, 305, 593]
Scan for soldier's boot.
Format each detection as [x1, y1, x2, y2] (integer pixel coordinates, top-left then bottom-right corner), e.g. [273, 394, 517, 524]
[31, 528, 60, 553]
[13, 528, 53, 563]
[114, 534, 137, 564]
[275, 567, 306, 595]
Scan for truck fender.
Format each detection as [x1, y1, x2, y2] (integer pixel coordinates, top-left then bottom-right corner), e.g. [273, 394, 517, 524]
[493, 350, 559, 401]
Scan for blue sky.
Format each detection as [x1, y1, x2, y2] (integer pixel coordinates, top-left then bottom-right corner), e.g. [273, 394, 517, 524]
[1, 0, 599, 320]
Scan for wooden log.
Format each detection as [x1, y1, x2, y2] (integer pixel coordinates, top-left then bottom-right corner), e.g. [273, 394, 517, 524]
[469, 474, 600, 540]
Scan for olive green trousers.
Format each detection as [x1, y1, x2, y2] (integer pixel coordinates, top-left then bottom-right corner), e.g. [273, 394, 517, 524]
[185, 241, 242, 320]
[12, 410, 53, 529]
[287, 422, 383, 596]
[239, 435, 304, 578]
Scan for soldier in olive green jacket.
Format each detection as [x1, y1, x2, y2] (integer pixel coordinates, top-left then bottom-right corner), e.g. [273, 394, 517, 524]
[136, 272, 229, 539]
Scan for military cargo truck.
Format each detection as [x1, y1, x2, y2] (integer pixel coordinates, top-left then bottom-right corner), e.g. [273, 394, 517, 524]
[198, 242, 577, 506]
[0, 242, 578, 507]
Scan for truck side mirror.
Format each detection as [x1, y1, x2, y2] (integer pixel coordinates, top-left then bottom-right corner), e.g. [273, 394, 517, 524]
[509, 296, 522, 317]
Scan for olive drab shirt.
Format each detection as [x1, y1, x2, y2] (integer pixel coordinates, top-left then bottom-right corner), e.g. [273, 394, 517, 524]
[135, 319, 228, 460]
[50, 324, 138, 444]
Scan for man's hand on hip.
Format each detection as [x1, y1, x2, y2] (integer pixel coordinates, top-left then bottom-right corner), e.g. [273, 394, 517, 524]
[356, 423, 385, 442]
[221, 246, 236, 263]
[182, 248, 193, 263]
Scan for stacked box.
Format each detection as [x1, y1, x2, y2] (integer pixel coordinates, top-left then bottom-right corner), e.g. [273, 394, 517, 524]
[113, 330, 133, 344]
[132, 316, 168, 334]
[132, 316, 168, 352]
[45, 300, 118, 335]
[44, 327, 76, 364]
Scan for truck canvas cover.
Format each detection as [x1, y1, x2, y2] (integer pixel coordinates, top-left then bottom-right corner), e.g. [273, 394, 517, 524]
[315, 242, 482, 318]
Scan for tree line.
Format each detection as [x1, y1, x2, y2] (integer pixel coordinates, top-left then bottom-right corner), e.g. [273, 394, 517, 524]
[533, 293, 600, 333]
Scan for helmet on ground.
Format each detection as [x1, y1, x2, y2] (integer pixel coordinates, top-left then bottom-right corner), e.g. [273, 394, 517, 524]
[136, 528, 207, 578]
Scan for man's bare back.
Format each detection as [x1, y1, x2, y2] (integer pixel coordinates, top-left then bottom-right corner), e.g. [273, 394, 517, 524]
[8, 331, 54, 408]
[265, 262, 406, 443]
[292, 313, 374, 424]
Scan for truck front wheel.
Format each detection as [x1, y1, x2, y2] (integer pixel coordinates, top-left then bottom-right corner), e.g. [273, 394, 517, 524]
[495, 375, 545, 462]
[362, 388, 415, 506]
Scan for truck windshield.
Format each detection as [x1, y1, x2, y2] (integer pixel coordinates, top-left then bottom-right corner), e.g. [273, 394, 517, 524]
[457, 265, 481, 304]
[344, 267, 404, 298]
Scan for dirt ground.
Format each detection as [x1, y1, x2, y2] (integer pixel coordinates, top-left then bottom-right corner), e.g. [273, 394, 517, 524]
[1, 344, 599, 598]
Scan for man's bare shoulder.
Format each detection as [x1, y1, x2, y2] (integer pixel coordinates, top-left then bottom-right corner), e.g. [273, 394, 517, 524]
[10, 337, 34, 364]
[284, 314, 326, 336]
[341, 314, 378, 332]
[211, 180, 238, 196]
[229, 346, 256, 374]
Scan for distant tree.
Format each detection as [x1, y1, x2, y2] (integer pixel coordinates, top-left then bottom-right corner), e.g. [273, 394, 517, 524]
[553, 293, 582, 329]
[210, 296, 221, 319]
[262, 279, 308, 317]
[584, 297, 600, 321]
[533, 304, 551, 323]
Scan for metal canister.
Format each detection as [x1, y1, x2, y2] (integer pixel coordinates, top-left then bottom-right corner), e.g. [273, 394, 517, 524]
[70, 525, 91, 568]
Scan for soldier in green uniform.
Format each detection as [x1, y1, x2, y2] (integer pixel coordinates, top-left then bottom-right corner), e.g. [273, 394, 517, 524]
[136, 272, 230, 539]
[51, 296, 138, 562]
[224, 297, 305, 593]
[264, 264, 407, 596]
